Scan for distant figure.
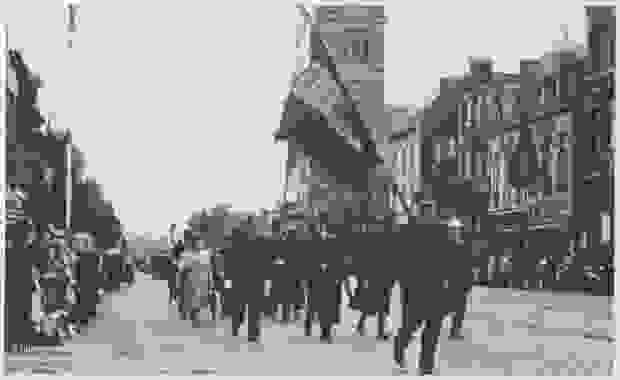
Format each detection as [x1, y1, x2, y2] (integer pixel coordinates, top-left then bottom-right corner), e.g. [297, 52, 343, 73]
[354, 231, 394, 340]
[167, 240, 184, 304]
[304, 246, 344, 344]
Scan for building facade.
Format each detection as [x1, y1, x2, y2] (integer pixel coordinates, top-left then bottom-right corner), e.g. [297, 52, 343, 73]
[283, 3, 388, 234]
[578, 6, 615, 257]
[389, 106, 422, 223]
[421, 14, 613, 264]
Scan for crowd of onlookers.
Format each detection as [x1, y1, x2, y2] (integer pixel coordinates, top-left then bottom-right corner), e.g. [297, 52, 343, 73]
[5, 219, 135, 353]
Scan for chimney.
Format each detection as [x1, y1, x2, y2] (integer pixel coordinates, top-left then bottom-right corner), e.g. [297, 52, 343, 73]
[468, 57, 494, 83]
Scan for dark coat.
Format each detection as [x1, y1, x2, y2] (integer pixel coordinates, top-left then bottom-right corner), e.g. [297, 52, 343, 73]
[227, 238, 267, 304]
[395, 223, 472, 320]
[307, 259, 344, 325]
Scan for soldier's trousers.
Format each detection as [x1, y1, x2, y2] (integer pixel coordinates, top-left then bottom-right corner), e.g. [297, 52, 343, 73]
[394, 314, 444, 374]
[232, 298, 261, 340]
[5, 292, 34, 352]
[395, 284, 447, 375]
[450, 286, 472, 336]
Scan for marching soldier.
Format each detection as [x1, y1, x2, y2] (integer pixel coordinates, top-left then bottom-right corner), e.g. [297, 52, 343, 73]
[393, 218, 473, 376]
[228, 222, 266, 342]
[446, 218, 475, 341]
[304, 240, 344, 344]
[354, 230, 394, 340]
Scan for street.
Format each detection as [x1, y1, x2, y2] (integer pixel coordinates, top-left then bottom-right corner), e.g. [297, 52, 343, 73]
[6, 272, 614, 376]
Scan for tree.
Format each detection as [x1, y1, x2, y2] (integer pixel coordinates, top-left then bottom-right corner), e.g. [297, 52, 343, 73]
[186, 204, 237, 249]
[186, 208, 210, 240]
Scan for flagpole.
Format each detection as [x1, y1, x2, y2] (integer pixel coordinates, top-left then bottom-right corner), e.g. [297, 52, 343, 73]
[1, 25, 8, 352]
[64, 1, 78, 247]
[65, 130, 72, 240]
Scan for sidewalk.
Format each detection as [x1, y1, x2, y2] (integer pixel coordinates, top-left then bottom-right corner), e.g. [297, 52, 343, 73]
[6, 275, 615, 375]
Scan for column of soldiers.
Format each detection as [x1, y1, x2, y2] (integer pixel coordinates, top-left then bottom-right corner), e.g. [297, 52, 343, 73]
[172, 215, 474, 376]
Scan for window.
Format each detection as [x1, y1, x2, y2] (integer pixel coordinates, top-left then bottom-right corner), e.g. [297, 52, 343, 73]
[580, 231, 588, 249]
[592, 108, 602, 121]
[448, 137, 457, 157]
[349, 81, 362, 102]
[495, 95, 503, 120]
[327, 8, 338, 22]
[349, 40, 369, 63]
[464, 151, 472, 178]
[553, 78, 561, 98]
[609, 37, 615, 67]
[465, 96, 474, 128]
[401, 146, 407, 177]
[592, 135, 601, 153]
[537, 86, 544, 104]
[434, 141, 442, 164]
[601, 212, 611, 243]
[502, 91, 515, 121]
[555, 132, 570, 193]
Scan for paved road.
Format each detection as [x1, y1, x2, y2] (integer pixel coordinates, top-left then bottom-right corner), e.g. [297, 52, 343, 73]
[7, 272, 615, 375]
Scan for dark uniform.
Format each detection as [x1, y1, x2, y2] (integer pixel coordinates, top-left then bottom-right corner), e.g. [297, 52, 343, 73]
[5, 230, 37, 352]
[354, 232, 394, 339]
[168, 241, 184, 304]
[228, 233, 266, 342]
[394, 222, 470, 376]
[304, 242, 343, 343]
[74, 249, 102, 324]
[448, 231, 475, 340]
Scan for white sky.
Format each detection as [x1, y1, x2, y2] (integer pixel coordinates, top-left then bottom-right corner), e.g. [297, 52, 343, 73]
[1, 0, 588, 236]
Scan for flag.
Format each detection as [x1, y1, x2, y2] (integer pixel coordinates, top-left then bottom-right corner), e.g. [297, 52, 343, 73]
[275, 4, 381, 191]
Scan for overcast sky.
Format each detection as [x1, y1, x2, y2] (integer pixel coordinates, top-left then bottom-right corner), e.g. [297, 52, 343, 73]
[1, 0, 587, 236]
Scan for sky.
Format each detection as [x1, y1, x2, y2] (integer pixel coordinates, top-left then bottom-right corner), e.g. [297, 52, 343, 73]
[1, 0, 588, 237]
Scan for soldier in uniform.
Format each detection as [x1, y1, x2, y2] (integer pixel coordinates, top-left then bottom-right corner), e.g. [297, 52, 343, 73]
[394, 218, 472, 376]
[446, 218, 475, 340]
[228, 222, 266, 342]
[304, 241, 344, 344]
[354, 229, 394, 340]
